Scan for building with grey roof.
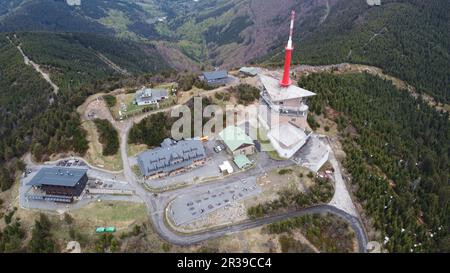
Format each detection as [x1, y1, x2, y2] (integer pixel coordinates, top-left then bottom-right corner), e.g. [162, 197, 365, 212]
[202, 70, 228, 86]
[26, 167, 88, 203]
[137, 138, 207, 178]
[134, 87, 169, 106]
[239, 67, 260, 77]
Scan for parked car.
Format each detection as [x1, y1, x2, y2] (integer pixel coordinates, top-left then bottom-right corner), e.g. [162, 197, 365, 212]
[214, 144, 226, 153]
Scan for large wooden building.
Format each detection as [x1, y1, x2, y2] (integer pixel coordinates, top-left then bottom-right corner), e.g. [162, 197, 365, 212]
[26, 167, 89, 203]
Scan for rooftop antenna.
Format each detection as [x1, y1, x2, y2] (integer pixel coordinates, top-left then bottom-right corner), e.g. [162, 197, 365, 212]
[280, 10, 296, 88]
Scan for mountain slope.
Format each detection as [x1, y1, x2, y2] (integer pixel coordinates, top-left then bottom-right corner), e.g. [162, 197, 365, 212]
[302, 72, 450, 252]
[0, 31, 171, 191]
[0, 0, 112, 34]
[154, 0, 333, 67]
[11, 32, 170, 89]
[265, 0, 450, 103]
[0, 0, 332, 68]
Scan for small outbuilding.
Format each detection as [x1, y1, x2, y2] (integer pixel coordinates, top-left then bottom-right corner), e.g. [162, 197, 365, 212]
[219, 161, 234, 174]
[233, 155, 252, 170]
[218, 126, 255, 156]
[239, 67, 259, 77]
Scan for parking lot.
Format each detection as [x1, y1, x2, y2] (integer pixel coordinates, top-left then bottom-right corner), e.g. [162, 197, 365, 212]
[169, 177, 261, 226]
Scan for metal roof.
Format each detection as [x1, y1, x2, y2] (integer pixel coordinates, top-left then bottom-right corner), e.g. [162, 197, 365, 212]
[137, 138, 206, 177]
[203, 70, 228, 81]
[260, 74, 316, 102]
[27, 167, 88, 187]
[134, 88, 168, 104]
[239, 67, 259, 76]
[218, 126, 254, 152]
[233, 155, 252, 169]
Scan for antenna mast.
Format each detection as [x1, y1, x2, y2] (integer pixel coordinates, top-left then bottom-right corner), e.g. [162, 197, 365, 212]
[280, 10, 296, 87]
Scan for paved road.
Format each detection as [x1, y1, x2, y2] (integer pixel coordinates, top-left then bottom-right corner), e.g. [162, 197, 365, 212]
[23, 85, 369, 252]
[20, 75, 368, 252]
[115, 118, 369, 252]
[152, 204, 368, 253]
[325, 137, 358, 217]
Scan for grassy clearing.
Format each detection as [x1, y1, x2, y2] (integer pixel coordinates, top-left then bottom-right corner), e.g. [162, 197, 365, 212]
[314, 114, 339, 136]
[266, 213, 356, 253]
[14, 201, 149, 252]
[109, 90, 175, 120]
[127, 143, 148, 157]
[266, 150, 285, 161]
[82, 120, 123, 171]
[244, 166, 315, 213]
[247, 166, 333, 219]
[132, 165, 141, 177]
[98, 9, 138, 40]
[70, 201, 147, 229]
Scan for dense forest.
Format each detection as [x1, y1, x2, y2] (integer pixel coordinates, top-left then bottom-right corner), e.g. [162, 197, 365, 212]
[301, 72, 449, 252]
[267, 214, 356, 253]
[0, 32, 172, 192]
[128, 112, 174, 148]
[248, 176, 333, 219]
[267, 0, 450, 103]
[234, 84, 260, 105]
[16, 32, 171, 90]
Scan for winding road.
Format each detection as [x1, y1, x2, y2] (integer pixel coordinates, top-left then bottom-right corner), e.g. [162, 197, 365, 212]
[20, 61, 370, 252]
[115, 114, 369, 252]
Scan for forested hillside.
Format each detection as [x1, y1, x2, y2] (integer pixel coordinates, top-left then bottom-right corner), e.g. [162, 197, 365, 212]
[0, 34, 88, 190]
[0, 0, 111, 34]
[301, 73, 449, 252]
[266, 0, 450, 103]
[0, 32, 172, 191]
[0, 0, 332, 68]
[14, 32, 170, 90]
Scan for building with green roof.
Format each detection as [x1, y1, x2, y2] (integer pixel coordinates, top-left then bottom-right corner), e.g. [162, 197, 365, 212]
[218, 126, 255, 156]
[233, 155, 253, 169]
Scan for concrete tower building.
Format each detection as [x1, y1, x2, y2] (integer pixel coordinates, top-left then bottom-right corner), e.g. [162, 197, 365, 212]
[258, 10, 316, 159]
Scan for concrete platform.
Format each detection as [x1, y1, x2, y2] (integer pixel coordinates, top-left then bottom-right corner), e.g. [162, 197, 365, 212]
[293, 135, 330, 172]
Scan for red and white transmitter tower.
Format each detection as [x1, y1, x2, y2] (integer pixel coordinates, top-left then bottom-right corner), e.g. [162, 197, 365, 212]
[280, 10, 296, 87]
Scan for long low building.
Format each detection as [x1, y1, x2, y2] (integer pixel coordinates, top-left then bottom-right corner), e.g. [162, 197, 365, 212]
[134, 87, 169, 106]
[202, 70, 228, 86]
[137, 138, 207, 178]
[26, 167, 89, 203]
